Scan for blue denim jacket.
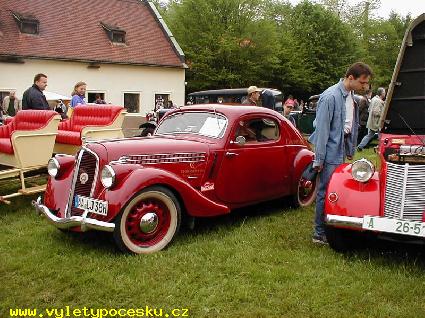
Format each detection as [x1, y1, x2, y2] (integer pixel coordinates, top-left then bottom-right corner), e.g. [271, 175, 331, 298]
[309, 79, 359, 167]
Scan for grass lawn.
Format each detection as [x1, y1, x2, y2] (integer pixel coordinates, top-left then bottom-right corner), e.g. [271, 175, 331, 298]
[1, 147, 425, 318]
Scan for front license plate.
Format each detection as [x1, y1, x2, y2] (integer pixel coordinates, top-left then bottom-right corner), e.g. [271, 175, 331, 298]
[363, 216, 425, 238]
[74, 195, 108, 216]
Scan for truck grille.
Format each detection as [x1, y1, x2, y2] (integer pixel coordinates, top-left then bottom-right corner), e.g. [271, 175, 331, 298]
[384, 162, 425, 221]
[68, 148, 99, 217]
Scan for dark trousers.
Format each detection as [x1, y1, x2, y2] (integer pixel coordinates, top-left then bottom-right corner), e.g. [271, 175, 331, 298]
[357, 125, 367, 145]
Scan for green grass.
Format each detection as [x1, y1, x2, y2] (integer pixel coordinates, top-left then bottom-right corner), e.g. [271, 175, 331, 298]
[2, 148, 425, 318]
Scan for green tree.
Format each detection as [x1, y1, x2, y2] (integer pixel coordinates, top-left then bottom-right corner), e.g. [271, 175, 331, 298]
[364, 12, 411, 87]
[278, 1, 361, 95]
[164, 0, 280, 92]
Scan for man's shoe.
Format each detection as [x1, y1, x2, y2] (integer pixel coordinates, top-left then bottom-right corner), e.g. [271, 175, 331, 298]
[357, 147, 363, 152]
[312, 234, 328, 245]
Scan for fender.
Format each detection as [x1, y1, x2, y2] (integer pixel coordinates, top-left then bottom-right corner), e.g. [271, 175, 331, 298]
[325, 163, 380, 219]
[292, 148, 314, 191]
[103, 167, 230, 220]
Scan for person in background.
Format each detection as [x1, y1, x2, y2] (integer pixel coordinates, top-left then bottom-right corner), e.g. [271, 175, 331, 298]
[357, 85, 372, 144]
[284, 95, 295, 112]
[294, 98, 300, 110]
[260, 89, 276, 111]
[299, 100, 305, 111]
[309, 62, 373, 244]
[283, 100, 296, 127]
[70, 82, 87, 108]
[166, 100, 176, 108]
[54, 99, 68, 120]
[2, 90, 21, 117]
[94, 94, 106, 104]
[22, 73, 50, 110]
[357, 87, 386, 151]
[242, 86, 262, 106]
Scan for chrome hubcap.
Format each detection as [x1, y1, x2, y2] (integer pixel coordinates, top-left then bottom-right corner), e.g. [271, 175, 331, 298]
[139, 212, 159, 234]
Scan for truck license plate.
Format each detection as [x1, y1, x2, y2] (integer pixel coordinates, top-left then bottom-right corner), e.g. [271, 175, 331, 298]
[363, 216, 425, 238]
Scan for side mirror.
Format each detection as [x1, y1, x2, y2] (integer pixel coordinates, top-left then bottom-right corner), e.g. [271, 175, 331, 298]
[232, 136, 246, 147]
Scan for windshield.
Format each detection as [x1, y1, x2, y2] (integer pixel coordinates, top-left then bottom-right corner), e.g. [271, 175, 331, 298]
[156, 111, 228, 138]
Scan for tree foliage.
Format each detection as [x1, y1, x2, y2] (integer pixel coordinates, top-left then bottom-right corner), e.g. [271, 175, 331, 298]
[158, 0, 411, 97]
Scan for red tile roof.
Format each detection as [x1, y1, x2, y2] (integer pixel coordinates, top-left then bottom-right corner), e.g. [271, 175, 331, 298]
[0, 0, 185, 68]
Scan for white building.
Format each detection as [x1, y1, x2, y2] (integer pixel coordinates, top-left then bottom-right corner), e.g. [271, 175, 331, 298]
[0, 0, 186, 135]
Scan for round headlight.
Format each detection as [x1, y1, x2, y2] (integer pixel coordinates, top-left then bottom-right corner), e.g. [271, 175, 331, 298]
[351, 159, 374, 183]
[47, 158, 60, 177]
[101, 165, 116, 189]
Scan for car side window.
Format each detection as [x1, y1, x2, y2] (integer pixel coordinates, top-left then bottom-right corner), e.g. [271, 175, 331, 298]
[235, 117, 280, 143]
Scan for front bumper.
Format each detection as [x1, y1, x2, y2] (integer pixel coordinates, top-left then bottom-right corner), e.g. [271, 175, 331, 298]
[326, 214, 425, 239]
[33, 196, 115, 232]
[326, 214, 363, 229]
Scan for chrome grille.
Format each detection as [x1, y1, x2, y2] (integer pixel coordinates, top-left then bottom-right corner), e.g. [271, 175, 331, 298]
[118, 152, 206, 165]
[384, 162, 425, 221]
[67, 148, 99, 217]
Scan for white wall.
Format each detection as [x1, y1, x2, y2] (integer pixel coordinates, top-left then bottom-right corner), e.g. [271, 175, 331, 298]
[0, 58, 186, 115]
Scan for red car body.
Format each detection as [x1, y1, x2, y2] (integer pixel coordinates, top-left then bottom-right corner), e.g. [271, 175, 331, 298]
[35, 105, 316, 254]
[325, 14, 425, 250]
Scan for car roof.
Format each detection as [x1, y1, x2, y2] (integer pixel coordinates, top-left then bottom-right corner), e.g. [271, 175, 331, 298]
[188, 88, 282, 96]
[177, 104, 284, 119]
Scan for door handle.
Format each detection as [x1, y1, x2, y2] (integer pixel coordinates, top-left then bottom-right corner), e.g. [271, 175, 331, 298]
[225, 152, 239, 157]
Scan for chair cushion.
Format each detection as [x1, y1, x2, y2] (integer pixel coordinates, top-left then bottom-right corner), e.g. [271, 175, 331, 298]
[14, 110, 58, 131]
[70, 105, 124, 132]
[56, 130, 81, 145]
[0, 138, 14, 154]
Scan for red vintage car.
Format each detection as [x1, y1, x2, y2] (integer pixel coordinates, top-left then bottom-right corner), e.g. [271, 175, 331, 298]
[34, 105, 316, 254]
[325, 14, 425, 251]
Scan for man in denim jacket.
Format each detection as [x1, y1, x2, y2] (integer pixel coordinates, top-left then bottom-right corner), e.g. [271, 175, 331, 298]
[309, 62, 373, 244]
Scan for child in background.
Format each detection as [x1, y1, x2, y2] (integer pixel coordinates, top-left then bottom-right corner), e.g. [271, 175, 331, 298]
[70, 81, 87, 108]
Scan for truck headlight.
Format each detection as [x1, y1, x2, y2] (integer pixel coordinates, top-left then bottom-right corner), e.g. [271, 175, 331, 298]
[47, 158, 60, 177]
[101, 165, 116, 189]
[351, 159, 374, 183]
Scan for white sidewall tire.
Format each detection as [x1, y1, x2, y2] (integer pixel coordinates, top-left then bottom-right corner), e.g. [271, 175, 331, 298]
[115, 188, 180, 254]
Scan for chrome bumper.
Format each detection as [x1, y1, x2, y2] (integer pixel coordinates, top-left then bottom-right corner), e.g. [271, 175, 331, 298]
[33, 196, 115, 232]
[326, 214, 363, 229]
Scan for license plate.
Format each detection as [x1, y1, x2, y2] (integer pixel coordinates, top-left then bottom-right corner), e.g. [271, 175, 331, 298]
[363, 216, 425, 238]
[74, 195, 108, 216]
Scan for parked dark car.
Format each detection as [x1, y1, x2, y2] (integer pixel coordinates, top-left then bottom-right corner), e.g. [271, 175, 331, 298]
[297, 94, 318, 135]
[188, 88, 284, 113]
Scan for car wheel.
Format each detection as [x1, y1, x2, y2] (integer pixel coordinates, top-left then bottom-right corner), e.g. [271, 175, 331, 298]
[325, 226, 355, 252]
[113, 186, 181, 254]
[140, 127, 155, 137]
[293, 171, 317, 207]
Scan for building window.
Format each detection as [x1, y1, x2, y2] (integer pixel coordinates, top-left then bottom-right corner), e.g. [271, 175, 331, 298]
[124, 93, 140, 113]
[0, 91, 10, 103]
[87, 92, 106, 104]
[112, 31, 125, 43]
[12, 12, 39, 35]
[101, 22, 126, 44]
[154, 94, 170, 110]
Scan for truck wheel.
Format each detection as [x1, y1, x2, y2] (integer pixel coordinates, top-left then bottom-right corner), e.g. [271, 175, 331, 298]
[113, 186, 181, 254]
[325, 226, 355, 252]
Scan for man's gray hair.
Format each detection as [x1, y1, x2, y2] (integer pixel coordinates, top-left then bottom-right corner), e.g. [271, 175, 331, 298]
[377, 87, 385, 97]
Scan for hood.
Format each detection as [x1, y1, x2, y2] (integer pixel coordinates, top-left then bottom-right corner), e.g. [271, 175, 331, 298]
[88, 136, 211, 162]
[381, 14, 425, 135]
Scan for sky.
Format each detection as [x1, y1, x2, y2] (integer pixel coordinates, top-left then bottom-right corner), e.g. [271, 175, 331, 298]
[288, 0, 425, 18]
